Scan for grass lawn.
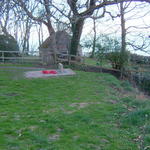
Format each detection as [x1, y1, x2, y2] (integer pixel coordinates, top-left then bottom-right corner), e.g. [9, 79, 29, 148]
[83, 57, 112, 68]
[0, 66, 150, 150]
[83, 57, 98, 66]
[0, 63, 40, 68]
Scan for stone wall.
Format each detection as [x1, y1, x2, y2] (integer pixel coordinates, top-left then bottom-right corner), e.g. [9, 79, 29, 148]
[69, 63, 121, 78]
[40, 48, 55, 65]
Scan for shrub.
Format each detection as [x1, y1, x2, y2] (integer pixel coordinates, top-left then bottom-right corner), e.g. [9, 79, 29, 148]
[133, 74, 150, 95]
[106, 51, 129, 70]
[0, 34, 19, 57]
[130, 54, 150, 65]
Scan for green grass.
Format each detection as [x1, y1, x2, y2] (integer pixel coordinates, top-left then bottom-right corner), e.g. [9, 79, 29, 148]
[83, 57, 112, 68]
[0, 65, 150, 149]
[83, 57, 97, 66]
[0, 63, 38, 67]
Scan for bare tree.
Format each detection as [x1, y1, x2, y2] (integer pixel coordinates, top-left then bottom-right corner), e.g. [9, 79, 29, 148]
[118, 2, 150, 71]
[14, 0, 59, 62]
[67, 0, 150, 56]
[12, 0, 150, 60]
[22, 17, 32, 53]
[36, 23, 44, 47]
[101, 2, 150, 72]
[119, 1, 127, 75]
[0, 0, 12, 36]
[125, 3, 150, 53]
[0, 0, 33, 53]
[91, 17, 97, 58]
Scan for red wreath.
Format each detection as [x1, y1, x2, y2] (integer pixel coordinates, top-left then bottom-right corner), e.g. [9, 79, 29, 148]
[42, 70, 57, 74]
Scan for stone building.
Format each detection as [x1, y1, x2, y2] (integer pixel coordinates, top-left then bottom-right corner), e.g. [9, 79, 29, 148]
[39, 30, 82, 64]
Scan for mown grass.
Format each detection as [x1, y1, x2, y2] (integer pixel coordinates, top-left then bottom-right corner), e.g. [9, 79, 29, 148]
[83, 57, 112, 68]
[0, 66, 150, 150]
[0, 63, 37, 67]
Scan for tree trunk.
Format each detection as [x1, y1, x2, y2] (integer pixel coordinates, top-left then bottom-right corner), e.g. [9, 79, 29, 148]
[70, 18, 84, 56]
[120, 2, 126, 77]
[91, 19, 96, 58]
[46, 22, 57, 64]
[120, 2, 126, 55]
[22, 17, 31, 54]
[38, 23, 44, 46]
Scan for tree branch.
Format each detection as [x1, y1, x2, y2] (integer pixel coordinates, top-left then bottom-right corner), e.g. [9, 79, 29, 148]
[16, 0, 47, 25]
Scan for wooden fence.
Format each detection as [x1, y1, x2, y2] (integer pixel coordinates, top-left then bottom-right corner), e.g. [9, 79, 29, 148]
[0, 50, 84, 64]
[56, 53, 84, 64]
[0, 51, 42, 64]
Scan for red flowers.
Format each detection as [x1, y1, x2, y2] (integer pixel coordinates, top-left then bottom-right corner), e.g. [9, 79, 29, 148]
[42, 70, 57, 74]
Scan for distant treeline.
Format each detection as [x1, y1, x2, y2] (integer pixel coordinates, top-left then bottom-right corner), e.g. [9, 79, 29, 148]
[130, 54, 150, 64]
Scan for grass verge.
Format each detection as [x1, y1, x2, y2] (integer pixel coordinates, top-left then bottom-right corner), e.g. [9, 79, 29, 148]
[0, 66, 150, 150]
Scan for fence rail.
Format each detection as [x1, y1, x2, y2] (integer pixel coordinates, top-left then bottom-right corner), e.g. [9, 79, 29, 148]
[0, 50, 84, 64]
[0, 50, 41, 64]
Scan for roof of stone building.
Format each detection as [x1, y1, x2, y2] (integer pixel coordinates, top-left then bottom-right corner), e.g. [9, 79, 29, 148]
[39, 30, 82, 56]
[39, 31, 70, 49]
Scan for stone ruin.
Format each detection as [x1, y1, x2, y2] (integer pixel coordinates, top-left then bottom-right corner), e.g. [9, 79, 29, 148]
[39, 30, 82, 65]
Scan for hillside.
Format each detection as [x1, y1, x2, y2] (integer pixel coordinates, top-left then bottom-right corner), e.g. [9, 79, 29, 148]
[0, 67, 150, 150]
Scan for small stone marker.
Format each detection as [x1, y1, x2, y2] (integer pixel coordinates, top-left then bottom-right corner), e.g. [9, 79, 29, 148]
[58, 63, 64, 73]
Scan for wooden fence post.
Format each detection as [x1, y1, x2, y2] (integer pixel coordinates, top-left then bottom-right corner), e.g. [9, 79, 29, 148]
[22, 51, 24, 64]
[68, 55, 71, 65]
[53, 51, 57, 64]
[2, 51, 4, 63]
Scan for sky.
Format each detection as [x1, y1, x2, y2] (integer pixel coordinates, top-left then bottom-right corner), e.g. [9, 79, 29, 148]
[80, 2, 150, 56]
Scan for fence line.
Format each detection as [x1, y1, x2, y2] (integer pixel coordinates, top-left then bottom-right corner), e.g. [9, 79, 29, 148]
[0, 50, 84, 64]
[1, 50, 149, 73]
[0, 50, 41, 64]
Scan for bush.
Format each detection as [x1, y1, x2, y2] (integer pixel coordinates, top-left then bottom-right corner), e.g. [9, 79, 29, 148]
[0, 34, 19, 57]
[133, 74, 150, 95]
[106, 51, 129, 70]
[130, 54, 150, 65]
